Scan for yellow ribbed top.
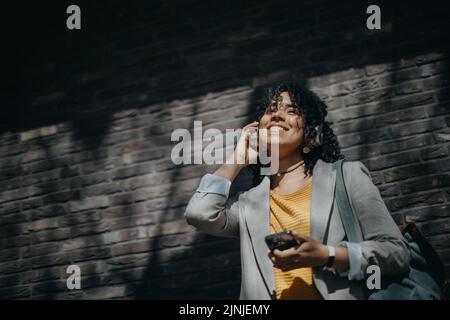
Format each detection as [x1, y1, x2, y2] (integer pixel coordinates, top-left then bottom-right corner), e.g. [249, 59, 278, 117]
[269, 177, 323, 300]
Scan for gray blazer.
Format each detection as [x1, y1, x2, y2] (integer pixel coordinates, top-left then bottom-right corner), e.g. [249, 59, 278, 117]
[184, 160, 410, 300]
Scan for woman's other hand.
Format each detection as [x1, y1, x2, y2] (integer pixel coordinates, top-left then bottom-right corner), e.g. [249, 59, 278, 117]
[268, 231, 329, 271]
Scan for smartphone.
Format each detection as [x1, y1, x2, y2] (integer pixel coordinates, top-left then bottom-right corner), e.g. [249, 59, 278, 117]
[265, 230, 297, 251]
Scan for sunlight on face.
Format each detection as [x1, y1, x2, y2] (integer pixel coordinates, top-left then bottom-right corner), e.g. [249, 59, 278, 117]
[258, 91, 305, 157]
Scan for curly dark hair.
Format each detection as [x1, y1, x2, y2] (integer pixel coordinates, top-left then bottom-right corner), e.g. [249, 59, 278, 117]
[250, 81, 343, 185]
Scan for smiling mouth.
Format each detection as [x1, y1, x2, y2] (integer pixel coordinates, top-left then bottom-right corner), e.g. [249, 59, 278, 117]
[268, 125, 288, 132]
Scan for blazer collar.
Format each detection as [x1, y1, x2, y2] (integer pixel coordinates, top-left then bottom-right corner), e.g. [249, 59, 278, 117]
[243, 159, 336, 297]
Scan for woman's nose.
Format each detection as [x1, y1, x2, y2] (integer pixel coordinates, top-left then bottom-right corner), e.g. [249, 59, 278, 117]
[271, 108, 285, 120]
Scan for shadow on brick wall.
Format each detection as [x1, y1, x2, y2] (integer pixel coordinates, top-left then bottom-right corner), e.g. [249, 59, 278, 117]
[4, 0, 450, 135]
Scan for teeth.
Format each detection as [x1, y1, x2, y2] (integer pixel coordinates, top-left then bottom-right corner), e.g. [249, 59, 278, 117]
[269, 126, 282, 132]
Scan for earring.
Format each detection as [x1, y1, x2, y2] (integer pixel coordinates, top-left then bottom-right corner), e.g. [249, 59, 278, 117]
[303, 146, 310, 154]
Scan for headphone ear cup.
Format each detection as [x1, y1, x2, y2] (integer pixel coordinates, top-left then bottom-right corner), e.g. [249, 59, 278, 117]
[313, 124, 323, 147]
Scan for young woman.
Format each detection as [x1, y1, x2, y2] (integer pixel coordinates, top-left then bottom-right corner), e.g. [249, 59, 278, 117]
[184, 82, 410, 300]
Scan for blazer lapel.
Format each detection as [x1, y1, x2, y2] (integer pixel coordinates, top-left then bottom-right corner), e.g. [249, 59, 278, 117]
[243, 176, 275, 297]
[311, 160, 336, 244]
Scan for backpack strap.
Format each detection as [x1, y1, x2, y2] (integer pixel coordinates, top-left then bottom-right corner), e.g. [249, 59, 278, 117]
[333, 159, 363, 243]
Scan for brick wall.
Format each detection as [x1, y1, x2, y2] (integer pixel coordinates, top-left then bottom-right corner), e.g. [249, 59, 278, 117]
[1, 0, 450, 299]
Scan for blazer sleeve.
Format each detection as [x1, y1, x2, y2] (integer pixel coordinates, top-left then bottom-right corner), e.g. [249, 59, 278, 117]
[342, 161, 411, 278]
[184, 173, 241, 238]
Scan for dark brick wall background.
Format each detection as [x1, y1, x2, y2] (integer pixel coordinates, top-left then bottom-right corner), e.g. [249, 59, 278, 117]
[1, 0, 450, 299]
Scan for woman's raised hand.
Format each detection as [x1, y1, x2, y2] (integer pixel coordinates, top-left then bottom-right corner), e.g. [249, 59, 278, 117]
[214, 121, 260, 183]
[231, 121, 260, 166]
